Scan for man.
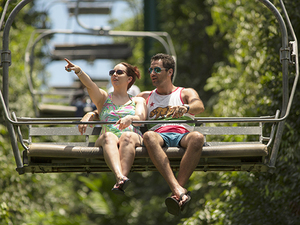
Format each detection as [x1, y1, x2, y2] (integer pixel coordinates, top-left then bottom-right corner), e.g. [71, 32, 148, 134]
[80, 53, 205, 215]
[137, 53, 204, 215]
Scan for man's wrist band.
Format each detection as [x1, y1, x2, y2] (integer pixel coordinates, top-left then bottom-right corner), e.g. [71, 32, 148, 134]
[184, 104, 190, 113]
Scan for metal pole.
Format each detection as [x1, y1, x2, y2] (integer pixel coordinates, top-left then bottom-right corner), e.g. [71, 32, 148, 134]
[144, 0, 157, 87]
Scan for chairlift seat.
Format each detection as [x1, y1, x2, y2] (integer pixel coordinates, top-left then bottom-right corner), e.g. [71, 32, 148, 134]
[51, 43, 133, 61]
[67, 2, 112, 15]
[27, 143, 268, 158]
[36, 79, 109, 117]
[37, 104, 94, 117]
[21, 123, 270, 174]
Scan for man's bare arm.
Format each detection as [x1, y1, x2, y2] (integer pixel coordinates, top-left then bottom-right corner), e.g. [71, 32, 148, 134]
[182, 88, 205, 115]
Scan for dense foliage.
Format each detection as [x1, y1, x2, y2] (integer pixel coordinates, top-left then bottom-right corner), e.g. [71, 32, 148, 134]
[0, 0, 299, 224]
[156, 0, 228, 105]
[182, 0, 300, 224]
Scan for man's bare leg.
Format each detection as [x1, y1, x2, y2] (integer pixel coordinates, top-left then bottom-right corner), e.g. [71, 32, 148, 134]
[177, 131, 204, 187]
[171, 131, 203, 207]
[143, 131, 187, 198]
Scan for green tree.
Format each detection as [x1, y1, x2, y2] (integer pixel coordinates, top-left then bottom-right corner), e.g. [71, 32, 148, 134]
[156, 0, 228, 105]
[182, 0, 300, 224]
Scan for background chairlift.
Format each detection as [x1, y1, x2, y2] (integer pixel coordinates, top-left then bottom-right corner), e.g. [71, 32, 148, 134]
[25, 28, 176, 118]
[36, 78, 109, 117]
[33, 42, 133, 118]
[0, 0, 298, 175]
[24, 0, 160, 118]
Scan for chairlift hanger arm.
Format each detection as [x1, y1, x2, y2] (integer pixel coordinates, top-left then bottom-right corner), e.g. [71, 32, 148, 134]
[1, 0, 33, 173]
[258, 0, 299, 170]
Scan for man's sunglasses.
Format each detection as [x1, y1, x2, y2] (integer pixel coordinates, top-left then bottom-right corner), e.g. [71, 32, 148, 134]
[148, 67, 169, 74]
[109, 70, 127, 76]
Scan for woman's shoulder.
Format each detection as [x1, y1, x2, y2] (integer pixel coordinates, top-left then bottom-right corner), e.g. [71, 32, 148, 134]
[97, 88, 109, 100]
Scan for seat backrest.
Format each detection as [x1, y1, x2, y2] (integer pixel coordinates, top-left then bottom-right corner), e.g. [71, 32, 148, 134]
[28, 125, 102, 147]
[28, 122, 265, 147]
[195, 123, 264, 146]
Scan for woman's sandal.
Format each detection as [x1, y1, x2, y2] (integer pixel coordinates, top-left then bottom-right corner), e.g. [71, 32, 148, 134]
[111, 177, 131, 195]
[165, 191, 191, 216]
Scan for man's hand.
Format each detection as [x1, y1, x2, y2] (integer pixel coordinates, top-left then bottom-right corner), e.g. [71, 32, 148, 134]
[167, 105, 189, 118]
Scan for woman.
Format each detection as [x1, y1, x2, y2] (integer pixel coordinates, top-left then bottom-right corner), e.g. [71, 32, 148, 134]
[64, 58, 146, 195]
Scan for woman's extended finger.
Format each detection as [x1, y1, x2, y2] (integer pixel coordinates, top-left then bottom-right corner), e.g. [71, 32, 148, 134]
[64, 58, 76, 72]
[64, 58, 72, 65]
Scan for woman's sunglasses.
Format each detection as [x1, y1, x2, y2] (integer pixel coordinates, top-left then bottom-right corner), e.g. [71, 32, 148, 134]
[148, 67, 169, 74]
[109, 70, 127, 76]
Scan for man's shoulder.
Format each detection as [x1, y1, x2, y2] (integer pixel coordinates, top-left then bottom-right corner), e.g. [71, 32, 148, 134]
[136, 90, 153, 100]
[181, 87, 197, 96]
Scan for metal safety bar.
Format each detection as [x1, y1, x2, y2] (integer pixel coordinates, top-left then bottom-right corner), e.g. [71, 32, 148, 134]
[0, 90, 280, 125]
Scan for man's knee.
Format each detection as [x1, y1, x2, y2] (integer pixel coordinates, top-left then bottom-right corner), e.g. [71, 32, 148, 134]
[188, 131, 204, 147]
[143, 131, 157, 144]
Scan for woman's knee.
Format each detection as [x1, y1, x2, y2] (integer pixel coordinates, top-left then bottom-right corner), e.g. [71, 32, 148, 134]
[119, 132, 135, 145]
[95, 132, 118, 146]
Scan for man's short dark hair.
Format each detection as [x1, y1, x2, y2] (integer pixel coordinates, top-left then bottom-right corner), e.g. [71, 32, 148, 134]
[151, 53, 175, 81]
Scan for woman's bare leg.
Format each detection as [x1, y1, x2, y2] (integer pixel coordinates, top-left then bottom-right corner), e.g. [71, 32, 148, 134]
[118, 132, 142, 176]
[95, 132, 124, 181]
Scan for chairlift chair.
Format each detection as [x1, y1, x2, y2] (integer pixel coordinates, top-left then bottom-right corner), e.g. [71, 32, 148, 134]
[0, 0, 298, 175]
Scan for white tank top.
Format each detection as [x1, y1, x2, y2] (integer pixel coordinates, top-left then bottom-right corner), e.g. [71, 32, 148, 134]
[146, 87, 194, 133]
